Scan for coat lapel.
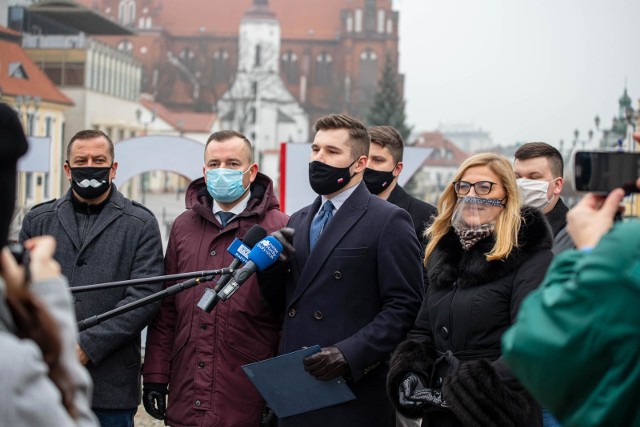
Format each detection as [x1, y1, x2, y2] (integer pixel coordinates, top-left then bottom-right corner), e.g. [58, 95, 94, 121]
[290, 184, 369, 306]
[56, 196, 81, 251]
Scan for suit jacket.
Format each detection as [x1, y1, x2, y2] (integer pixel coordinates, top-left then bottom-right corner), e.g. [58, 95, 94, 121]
[260, 182, 424, 427]
[386, 185, 436, 247]
[20, 186, 164, 410]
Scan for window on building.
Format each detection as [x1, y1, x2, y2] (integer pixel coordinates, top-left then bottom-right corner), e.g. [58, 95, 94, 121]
[254, 44, 262, 67]
[26, 112, 35, 136]
[119, 0, 135, 25]
[117, 39, 133, 52]
[377, 10, 385, 33]
[212, 48, 229, 84]
[44, 173, 49, 198]
[44, 116, 53, 137]
[25, 172, 33, 199]
[359, 49, 378, 89]
[354, 9, 362, 32]
[315, 52, 333, 86]
[9, 62, 28, 79]
[364, 0, 376, 33]
[281, 50, 299, 84]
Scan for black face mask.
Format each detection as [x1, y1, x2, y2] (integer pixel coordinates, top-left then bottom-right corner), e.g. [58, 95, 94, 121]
[308, 160, 357, 195]
[363, 166, 396, 195]
[68, 164, 112, 200]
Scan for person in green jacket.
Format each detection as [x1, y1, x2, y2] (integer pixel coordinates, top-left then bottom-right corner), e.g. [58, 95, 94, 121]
[502, 133, 640, 427]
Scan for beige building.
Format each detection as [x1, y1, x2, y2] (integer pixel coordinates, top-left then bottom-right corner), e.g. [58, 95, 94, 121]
[0, 26, 72, 214]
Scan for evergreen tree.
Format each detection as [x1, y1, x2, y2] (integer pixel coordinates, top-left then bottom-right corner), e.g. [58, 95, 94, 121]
[366, 55, 413, 140]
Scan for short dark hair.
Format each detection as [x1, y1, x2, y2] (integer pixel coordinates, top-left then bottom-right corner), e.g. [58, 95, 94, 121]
[205, 130, 253, 163]
[314, 114, 370, 159]
[514, 142, 564, 177]
[67, 129, 114, 161]
[368, 125, 404, 163]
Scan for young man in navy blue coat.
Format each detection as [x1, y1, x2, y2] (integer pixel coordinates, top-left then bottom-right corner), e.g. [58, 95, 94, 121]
[261, 114, 424, 427]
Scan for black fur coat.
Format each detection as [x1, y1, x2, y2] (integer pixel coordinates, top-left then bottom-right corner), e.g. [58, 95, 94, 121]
[388, 207, 553, 427]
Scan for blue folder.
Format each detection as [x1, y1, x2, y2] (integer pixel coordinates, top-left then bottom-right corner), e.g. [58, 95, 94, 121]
[242, 345, 356, 418]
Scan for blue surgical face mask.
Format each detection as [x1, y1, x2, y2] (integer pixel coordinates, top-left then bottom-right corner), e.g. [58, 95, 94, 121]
[205, 167, 251, 203]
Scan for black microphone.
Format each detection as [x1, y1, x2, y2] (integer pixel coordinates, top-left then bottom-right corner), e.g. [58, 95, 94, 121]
[214, 236, 283, 303]
[197, 224, 267, 312]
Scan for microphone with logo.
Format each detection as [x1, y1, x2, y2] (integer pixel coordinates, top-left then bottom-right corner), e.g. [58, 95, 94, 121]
[197, 224, 267, 313]
[198, 236, 283, 312]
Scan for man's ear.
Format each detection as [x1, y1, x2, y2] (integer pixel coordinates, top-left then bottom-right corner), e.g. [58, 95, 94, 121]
[394, 161, 404, 177]
[553, 176, 564, 195]
[354, 155, 368, 173]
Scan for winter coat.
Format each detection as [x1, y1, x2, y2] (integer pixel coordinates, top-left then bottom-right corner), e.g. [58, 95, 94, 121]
[20, 186, 165, 410]
[143, 173, 288, 427]
[387, 184, 436, 248]
[0, 275, 98, 426]
[259, 182, 424, 427]
[503, 219, 640, 427]
[388, 206, 553, 427]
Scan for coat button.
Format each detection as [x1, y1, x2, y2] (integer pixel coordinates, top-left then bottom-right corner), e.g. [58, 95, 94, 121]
[441, 326, 449, 339]
[210, 250, 216, 256]
[198, 361, 205, 368]
[333, 271, 342, 279]
[288, 308, 296, 318]
[195, 400, 201, 407]
[314, 311, 323, 320]
[200, 323, 207, 331]
[76, 259, 86, 266]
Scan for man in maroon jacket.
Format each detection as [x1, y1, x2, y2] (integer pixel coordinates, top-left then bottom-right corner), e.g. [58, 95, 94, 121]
[142, 130, 288, 426]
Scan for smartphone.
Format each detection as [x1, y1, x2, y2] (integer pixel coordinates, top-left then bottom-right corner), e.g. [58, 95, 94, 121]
[573, 151, 640, 194]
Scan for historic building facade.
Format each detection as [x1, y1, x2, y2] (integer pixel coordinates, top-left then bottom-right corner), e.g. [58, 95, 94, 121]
[77, 0, 403, 139]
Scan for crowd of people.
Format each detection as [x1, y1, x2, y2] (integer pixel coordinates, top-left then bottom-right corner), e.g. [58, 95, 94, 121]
[2, 100, 639, 427]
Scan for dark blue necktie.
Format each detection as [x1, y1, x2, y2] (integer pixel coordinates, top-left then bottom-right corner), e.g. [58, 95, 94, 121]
[218, 211, 234, 228]
[310, 201, 334, 250]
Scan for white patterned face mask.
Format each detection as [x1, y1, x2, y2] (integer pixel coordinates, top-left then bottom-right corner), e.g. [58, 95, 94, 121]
[517, 178, 557, 211]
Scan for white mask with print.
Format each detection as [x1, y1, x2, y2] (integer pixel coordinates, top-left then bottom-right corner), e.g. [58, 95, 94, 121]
[517, 178, 556, 211]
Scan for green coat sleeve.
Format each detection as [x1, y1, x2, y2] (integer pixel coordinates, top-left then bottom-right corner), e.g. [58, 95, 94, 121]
[502, 220, 640, 427]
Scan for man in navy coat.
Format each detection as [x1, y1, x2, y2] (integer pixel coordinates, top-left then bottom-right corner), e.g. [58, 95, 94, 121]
[261, 114, 424, 427]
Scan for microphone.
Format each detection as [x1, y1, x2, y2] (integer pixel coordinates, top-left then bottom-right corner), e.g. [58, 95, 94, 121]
[214, 224, 267, 291]
[199, 236, 283, 311]
[197, 224, 267, 312]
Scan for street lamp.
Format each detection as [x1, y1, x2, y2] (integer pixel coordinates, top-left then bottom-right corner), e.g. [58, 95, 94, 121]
[135, 107, 156, 136]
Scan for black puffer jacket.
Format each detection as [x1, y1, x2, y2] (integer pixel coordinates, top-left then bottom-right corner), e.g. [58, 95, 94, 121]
[388, 207, 553, 427]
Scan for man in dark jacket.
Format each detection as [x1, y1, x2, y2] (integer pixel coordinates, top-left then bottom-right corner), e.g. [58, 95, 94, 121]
[363, 125, 434, 427]
[514, 142, 574, 254]
[364, 126, 436, 248]
[142, 130, 288, 427]
[20, 129, 164, 427]
[262, 114, 424, 427]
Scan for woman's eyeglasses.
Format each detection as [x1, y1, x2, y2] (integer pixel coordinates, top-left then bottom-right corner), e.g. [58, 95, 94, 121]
[453, 180, 497, 196]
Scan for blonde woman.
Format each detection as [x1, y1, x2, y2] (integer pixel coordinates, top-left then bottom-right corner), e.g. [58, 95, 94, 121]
[387, 153, 553, 427]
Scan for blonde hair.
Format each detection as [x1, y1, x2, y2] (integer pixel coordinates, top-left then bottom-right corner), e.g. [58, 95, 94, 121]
[424, 153, 521, 264]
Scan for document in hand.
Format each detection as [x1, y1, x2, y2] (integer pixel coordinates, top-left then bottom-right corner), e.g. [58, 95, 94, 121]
[242, 345, 356, 418]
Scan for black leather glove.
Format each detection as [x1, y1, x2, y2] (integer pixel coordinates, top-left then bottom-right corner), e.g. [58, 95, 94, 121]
[303, 346, 350, 381]
[398, 372, 426, 408]
[399, 372, 446, 409]
[143, 383, 168, 420]
[271, 227, 295, 262]
[260, 405, 277, 427]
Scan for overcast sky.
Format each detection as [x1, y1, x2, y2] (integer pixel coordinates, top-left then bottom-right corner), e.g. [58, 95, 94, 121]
[393, 0, 640, 147]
